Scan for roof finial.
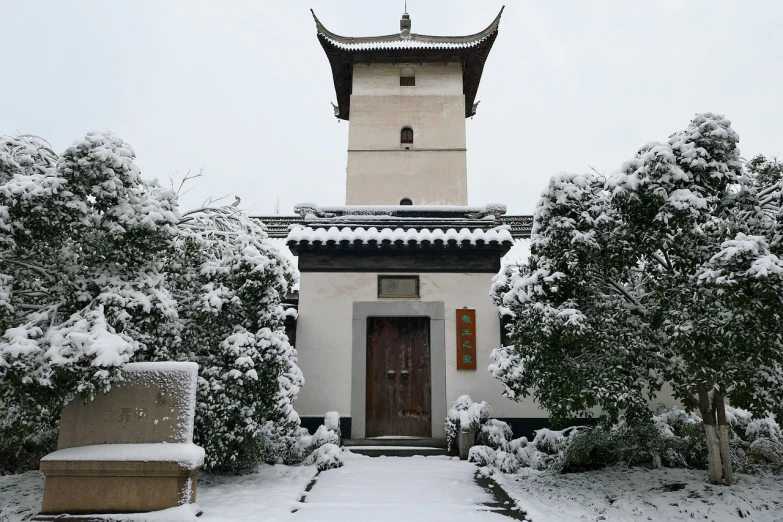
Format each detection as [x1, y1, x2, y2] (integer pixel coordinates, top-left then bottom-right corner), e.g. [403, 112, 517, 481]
[400, 1, 411, 34]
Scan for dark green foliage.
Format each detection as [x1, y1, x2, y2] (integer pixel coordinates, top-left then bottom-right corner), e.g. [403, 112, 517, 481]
[746, 154, 783, 189]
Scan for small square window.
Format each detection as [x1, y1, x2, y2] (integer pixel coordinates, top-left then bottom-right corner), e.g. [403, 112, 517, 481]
[378, 276, 419, 298]
[400, 77, 415, 86]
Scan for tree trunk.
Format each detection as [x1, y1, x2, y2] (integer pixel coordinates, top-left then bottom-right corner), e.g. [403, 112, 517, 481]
[714, 391, 734, 485]
[698, 387, 724, 485]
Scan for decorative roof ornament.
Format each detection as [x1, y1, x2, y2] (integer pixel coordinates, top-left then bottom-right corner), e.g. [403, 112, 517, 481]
[400, 1, 412, 38]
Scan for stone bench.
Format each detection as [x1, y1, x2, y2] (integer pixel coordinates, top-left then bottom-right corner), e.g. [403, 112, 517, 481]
[37, 362, 203, 517]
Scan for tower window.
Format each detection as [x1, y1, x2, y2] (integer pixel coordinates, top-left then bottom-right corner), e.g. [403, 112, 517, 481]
[400, 67, 415, 86]
[400, 197, 413, 205]
[401, 127, 413, 144]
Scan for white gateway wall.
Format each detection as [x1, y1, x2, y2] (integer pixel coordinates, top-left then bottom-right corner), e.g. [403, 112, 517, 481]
[293, 271, 548, 437]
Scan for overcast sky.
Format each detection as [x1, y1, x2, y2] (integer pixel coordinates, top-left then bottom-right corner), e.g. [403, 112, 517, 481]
[2, 1, 781, 215]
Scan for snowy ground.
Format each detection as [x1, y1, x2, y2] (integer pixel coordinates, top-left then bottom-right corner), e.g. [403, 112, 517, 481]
[0, 470, 43, 521]
[0, 454, 508, 522]
[198, 464, 318, 521]
[3, 456, 781, 522]
[289, 452, 510, 521]
[0, 465, 317, 522]
[492, 467, 783, 522]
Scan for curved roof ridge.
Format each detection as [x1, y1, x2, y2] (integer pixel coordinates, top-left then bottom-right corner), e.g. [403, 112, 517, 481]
[310, 6, 504, 46]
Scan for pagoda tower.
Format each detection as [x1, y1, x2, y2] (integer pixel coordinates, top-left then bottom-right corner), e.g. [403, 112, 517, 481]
[312, 7, 504, 206]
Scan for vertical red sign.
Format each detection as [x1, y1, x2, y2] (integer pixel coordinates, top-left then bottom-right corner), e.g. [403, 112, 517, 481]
[456, 309, 477, 370]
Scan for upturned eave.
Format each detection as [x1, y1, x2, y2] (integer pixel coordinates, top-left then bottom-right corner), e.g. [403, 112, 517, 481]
[311, 8, 504, 120]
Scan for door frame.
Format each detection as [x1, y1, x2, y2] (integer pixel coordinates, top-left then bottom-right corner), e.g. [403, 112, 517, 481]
[351, 301, 446, 440]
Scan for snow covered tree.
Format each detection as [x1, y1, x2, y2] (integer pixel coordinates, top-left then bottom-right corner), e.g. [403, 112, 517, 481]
[1, 133, 312, 473]
[493, 113, 783, 485]
[490, 172, 661, 424]
[169, 207, 304, 472]
[0, 132, 180, 442]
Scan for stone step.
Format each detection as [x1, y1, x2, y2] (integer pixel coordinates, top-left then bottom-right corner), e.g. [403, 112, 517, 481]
[343, 437, 448, 448]
[344, 445, 449, 457]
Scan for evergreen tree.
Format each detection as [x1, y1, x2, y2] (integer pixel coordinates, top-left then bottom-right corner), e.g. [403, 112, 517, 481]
[493, 114, 783, 484]
[170, 207, 303, 472]
[1, 133, 312, 473]
[0, 132, 180, 441]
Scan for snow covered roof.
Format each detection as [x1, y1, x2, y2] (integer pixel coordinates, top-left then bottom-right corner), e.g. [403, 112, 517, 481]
[251, 205, 533, 239]
[286, 225, 513, 251]
[312, 8, 504, 120]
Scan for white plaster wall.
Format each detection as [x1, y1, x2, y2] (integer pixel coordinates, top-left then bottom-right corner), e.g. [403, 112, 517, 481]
[345, 63, 468, 205]
[346, 151, 467, 206]
[293, 271, 547, 422]
[352, 63, 463, 96]
[348, 95, 466, 150]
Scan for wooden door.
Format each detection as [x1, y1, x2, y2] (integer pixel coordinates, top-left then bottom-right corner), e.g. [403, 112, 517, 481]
[366, 317, 431, 437]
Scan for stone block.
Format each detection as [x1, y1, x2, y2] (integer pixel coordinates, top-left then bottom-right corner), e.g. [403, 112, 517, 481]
[57, 362, 198, 450]
[39, 362, 203, 516]
[40, 457, 198, 514]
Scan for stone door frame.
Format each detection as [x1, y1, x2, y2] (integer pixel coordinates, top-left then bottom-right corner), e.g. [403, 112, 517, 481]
[351, 301, 446, 439]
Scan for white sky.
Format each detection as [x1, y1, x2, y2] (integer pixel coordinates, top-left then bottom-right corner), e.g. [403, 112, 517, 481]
[2, 1, 781, 215]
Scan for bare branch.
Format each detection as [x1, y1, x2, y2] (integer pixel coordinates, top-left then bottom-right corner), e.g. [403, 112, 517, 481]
[201, 194, 231, 208]
[169, 168, 205, 196]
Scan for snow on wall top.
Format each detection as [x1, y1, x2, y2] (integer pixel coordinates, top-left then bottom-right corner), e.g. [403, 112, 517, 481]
[294, 203, 507, 219]
[287, 225, 513, 246]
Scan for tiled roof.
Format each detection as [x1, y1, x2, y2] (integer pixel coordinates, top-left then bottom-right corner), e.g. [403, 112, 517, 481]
[311, 8, 503, 52]
[312, 8, 504, 120]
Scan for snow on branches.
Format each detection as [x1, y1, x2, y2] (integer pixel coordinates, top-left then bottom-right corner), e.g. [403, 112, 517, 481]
[0, 133, 180, 428]
[0, 133, 307, 473]
[170, 206, 304, 471]
[492, 113, 783, 484]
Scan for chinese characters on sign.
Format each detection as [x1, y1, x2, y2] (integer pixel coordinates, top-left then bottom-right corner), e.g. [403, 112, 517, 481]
[456, 308, 477, 370]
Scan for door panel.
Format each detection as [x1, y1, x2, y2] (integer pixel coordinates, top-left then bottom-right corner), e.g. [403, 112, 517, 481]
[366, 317, 431, 437]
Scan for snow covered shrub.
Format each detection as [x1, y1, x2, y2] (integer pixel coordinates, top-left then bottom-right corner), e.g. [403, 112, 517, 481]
[169, 207, 304, 472]
[555, 427, 614, 473]
[515, 441, 550, 470]
[720, 406, 783, 474]
[652, 408, 707, 468]
[745, 439, 783, 473]
[477, 419, 513, 450]
[289, 424, 339, 463]
[445, 395, 491, 451]
[493, 450, 521, 473]
[0, 400, 56, 474]
[468, 445, 496, 467]
[557, 419, 697, 473]
[0, 133, 180, 467]
[531, 427, 581, 455]
[324, 411, 341, 437]
[302, 443, 344, 471]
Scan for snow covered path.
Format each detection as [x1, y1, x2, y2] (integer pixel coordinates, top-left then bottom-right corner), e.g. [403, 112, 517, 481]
[289, 453, 512, 522]
[0, 455, 515, 522]
[198, 464, 318, 522]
